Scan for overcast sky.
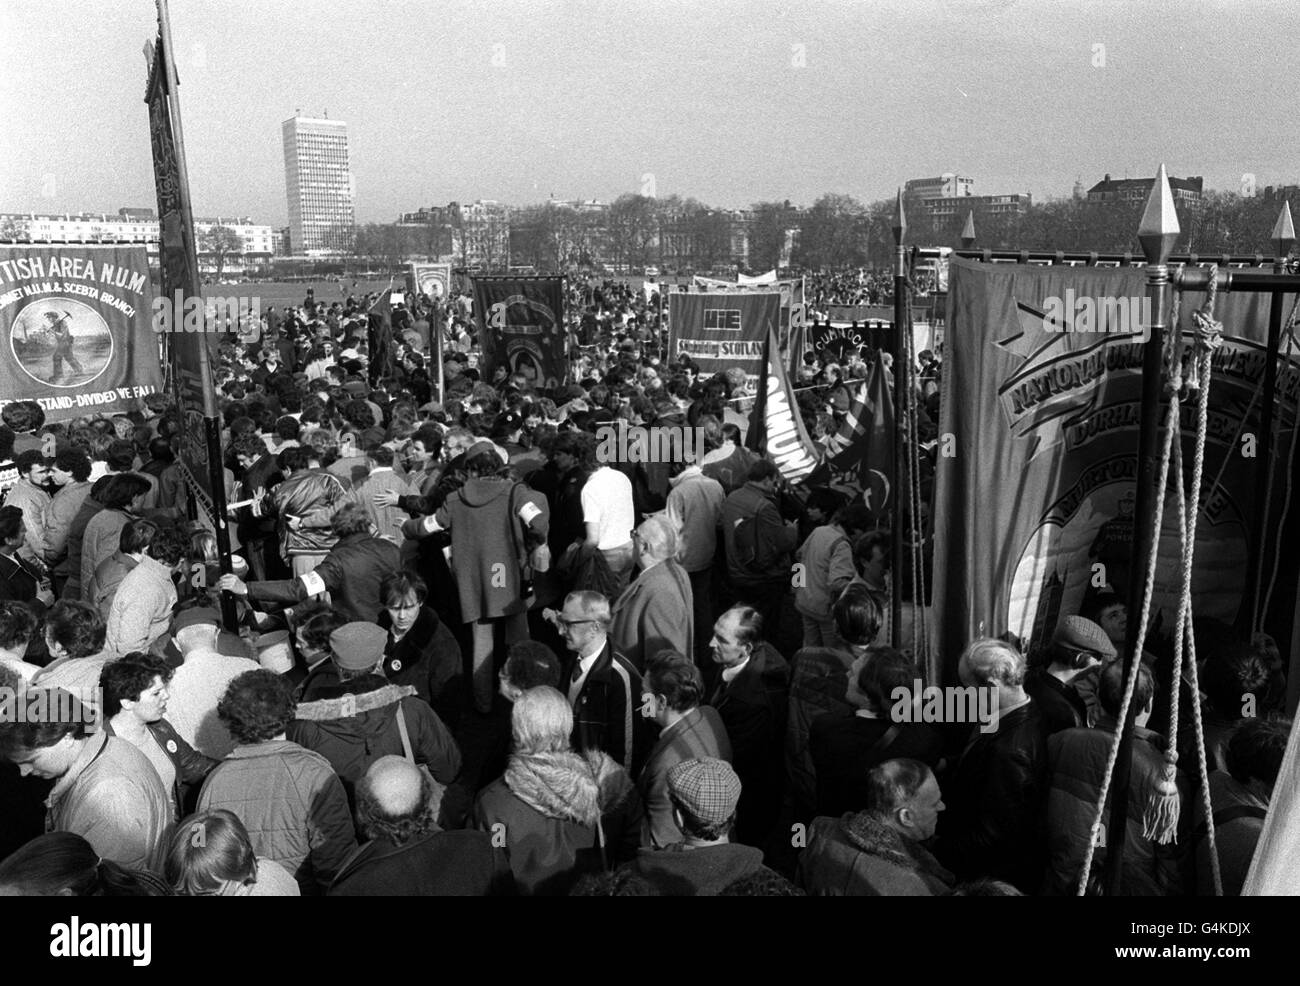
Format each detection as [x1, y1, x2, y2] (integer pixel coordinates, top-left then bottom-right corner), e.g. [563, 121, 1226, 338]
[1, 0, 1293, 225]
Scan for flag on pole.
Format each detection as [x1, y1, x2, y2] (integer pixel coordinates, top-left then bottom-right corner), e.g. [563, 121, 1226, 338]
[144, 4, 219, 522]
[746, 326, 822, 483]
[809, 357, 895, 514]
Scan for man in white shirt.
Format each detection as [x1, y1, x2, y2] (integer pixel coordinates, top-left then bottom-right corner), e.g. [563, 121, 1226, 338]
[580, 464, 636, 595]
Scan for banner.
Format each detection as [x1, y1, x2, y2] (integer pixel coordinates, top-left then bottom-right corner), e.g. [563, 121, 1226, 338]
[931, 258, 1298, 676]
[809, 320, 891, 362]
[669, 291, 779, 391]
[146, 23, 219, 523]
[407, 262, 451, 300]
[473, 276, 566, 388]
[745, 326, 823, 483]
[692, 274, 807, 361]
[0, 246, 163, 422]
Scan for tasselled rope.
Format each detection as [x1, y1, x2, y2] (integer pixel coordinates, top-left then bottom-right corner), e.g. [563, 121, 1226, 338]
[1143, 273, 1222, 853]
[1178, 272, 1225, 891]
[1075, 286, 1183, 895]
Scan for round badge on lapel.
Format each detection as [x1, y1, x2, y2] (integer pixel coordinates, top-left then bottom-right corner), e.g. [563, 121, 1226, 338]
[390, 659, 403, 672]
[166, 740, 178, 754]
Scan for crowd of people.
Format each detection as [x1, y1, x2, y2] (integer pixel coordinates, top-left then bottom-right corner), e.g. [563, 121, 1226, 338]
[0, 281, 1289, 897]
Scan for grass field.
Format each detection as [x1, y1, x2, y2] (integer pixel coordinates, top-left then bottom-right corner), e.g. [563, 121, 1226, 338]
[200, 279, 398, 312]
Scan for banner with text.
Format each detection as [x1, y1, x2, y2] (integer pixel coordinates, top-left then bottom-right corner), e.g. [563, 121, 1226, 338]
[473, 277, 566, 389]
[931, 258, 1298, 676]
[692, 275, 806, 361]
[0, 246, 162, 423]
[669, 291, 780, 391]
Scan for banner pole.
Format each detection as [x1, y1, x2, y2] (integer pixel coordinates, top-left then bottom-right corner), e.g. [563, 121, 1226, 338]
[1104, 166, 1179, 896]
[154, 0, 236, 631]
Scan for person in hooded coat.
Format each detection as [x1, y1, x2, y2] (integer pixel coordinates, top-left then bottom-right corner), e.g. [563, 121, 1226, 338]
[404, 443, 549, 714]
[471, 687, 643, 895]
[287, 622, 460, 808]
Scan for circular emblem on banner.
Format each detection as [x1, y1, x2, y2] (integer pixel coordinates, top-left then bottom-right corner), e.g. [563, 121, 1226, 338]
[389, 659, 402, 673]
[10, 298, 114, 389]
[166, 740, 178, 754]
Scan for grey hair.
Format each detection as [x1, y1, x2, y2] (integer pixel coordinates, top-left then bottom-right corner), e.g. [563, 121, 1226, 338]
[959, 637, 1026, 688]
[865, 758, 934, 815]
[564, 590, 612, 631]
[511, 686, 574, 756]
[637, 515, 677, 561]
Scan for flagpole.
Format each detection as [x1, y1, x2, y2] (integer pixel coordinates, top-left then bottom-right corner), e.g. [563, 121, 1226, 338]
[890, 190, 907, 648]
[154, 0, 237, 631]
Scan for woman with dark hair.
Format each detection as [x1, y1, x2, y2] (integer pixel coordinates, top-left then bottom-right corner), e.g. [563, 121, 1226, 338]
[101, 652, 218, 820]
[78, 473, 151, 603]
[0, 832, 170, 896]
[165, 809, 299, 896]
[404, 443, 550, 714]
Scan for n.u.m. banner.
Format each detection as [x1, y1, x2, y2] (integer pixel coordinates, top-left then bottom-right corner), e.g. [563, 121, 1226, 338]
[669, 292, 781, 391]
[0, 246, 163, 421]
[931, 257, 1298, 676]
[473, 277, 566, 388]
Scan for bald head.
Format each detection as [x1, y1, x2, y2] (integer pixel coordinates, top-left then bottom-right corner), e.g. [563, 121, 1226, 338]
[360, 755, 425, 819]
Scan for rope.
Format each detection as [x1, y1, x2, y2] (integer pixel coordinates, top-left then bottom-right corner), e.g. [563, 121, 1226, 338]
[1144, 274, 1221, 847]
[1076, 358, 1179, 894]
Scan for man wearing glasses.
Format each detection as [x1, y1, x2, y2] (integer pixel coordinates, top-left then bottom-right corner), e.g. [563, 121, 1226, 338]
[545, 591, 644, 774]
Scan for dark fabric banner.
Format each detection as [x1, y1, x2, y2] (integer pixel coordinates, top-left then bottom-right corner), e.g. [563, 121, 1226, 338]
[809, 320, 891, 361]
[692, 276, 806, 371]
[931, 257, 1297, 678]
[473, 277, 566, 389]
[146, 31, 217, 522]
[0, 246, 163, 423]
[669, 291, 780, 391]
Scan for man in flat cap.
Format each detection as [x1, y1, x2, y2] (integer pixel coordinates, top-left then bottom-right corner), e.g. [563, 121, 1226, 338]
[287, 621, 461, 808]
[1024, 615, 1115, 736]
[624, 757, 778, 895]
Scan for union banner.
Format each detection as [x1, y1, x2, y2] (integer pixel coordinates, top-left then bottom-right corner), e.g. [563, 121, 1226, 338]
[931, 258, 1298, 676]
[669, 291, 781, 392]
[473, 276, 566, 388]
[0, 246, 163, 421]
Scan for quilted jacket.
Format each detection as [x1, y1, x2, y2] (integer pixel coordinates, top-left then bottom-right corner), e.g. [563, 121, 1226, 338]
[197, 739, 357, 896]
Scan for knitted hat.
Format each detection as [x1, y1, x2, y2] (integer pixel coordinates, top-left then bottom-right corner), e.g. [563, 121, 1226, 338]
[1053, 615, 1117, 660]
[329, 622, 388, 670]
[667, 757, 741, 827]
